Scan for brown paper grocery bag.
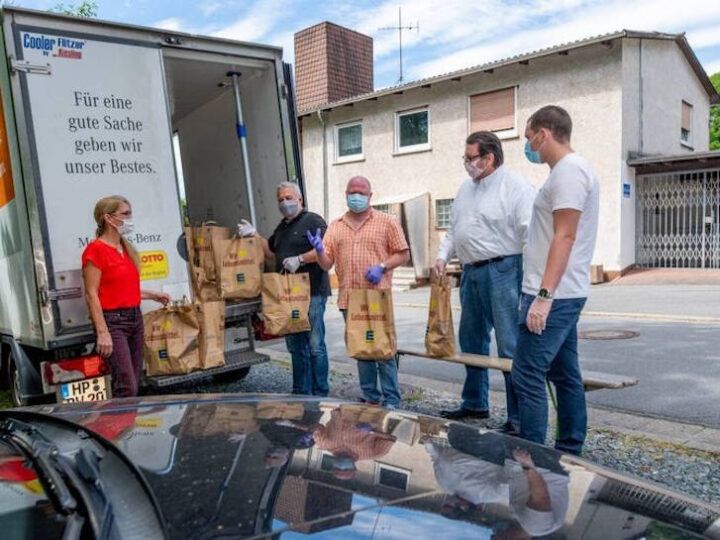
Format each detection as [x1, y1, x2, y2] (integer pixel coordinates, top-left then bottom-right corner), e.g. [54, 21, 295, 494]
[261, 272, 311, 335]
[191, 223, 230, 283]
[425, 275, 456, 358]
[143, 303, 202, 376]
[195, 300, 226, 369]
[345, 289, 397, 360]
[185, 226, 223, 302]
[214, 236, 264, 299]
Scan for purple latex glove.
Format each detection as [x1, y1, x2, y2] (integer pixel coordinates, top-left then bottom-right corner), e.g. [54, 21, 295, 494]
[365, 265, 384, 285]
[305, 228, 324, 254]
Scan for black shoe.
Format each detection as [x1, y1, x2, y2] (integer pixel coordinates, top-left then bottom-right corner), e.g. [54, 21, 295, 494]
[439, 407, 490, 420]
[496, 422, 520, 437]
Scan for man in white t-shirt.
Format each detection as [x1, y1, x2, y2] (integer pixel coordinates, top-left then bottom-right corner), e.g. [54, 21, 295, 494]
[511, 105, 599, 456]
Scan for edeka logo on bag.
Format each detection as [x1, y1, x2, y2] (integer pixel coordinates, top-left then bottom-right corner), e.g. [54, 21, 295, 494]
[236, 273, 245, 283]
[290, 309, 300, 323]
[365, 330, 375, 343]
[157, 349, 169, 361]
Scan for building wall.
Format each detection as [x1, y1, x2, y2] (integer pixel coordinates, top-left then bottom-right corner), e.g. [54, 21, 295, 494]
[301, 41, 625, 270]
[620, 38, 712, 269]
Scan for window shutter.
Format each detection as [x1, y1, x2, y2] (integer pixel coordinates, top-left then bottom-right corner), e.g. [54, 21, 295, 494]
[470, 88, 515, 132]
[681, 101, 692, 131]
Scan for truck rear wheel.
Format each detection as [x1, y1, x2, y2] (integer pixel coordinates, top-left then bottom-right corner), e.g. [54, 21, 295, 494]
[8, 352, 28, 408]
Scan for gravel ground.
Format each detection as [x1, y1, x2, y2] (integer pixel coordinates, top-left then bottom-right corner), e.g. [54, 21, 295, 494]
[181, 360, 720, 507]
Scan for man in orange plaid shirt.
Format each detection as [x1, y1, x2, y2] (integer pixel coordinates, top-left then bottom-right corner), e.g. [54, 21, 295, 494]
[308, 176, 410, 408]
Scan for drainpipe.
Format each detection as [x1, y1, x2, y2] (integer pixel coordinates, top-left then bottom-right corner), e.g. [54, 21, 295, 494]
[638, 39, 644, 155]
[317, 110, 329, 219]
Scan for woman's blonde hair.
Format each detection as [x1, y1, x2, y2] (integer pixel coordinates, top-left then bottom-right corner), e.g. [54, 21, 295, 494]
[93, 195, 140, 269]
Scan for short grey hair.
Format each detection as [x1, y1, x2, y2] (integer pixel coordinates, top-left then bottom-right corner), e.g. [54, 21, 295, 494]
[277, 181, 301, 197]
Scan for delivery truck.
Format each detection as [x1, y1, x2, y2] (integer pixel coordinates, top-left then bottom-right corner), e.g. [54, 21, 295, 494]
[0, 7, 304, 406]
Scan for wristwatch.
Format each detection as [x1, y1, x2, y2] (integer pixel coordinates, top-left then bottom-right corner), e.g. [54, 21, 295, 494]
[537, 288, 554, 300]
[379, 263, 387, 273]
[298, 254, 304, 264]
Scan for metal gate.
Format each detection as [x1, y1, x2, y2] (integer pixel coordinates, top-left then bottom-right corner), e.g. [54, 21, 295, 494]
[636, 169, 720, 268]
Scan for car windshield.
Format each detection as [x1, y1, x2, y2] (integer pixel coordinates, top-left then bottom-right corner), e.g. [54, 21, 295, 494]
[0, 440, 65, 538]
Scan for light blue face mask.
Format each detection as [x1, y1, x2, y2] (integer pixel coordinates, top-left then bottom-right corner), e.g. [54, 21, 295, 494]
[524, 139, 543, 164]
[347, 193, 369, 213]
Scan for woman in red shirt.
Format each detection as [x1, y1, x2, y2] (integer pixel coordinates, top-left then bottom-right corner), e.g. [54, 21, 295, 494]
[82, 196, 170, 397]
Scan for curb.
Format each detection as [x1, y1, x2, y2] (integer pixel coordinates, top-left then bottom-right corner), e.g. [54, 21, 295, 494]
[326, 298, 720, 325]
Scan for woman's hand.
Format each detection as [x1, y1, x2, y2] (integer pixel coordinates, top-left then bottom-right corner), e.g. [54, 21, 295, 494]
[153, 292, 172, 306]
[96, 331, 114, 358]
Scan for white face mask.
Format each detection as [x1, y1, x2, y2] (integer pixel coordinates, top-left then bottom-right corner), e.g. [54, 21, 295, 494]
[464, 159, 485, 179]
[109, 215, 134, 236]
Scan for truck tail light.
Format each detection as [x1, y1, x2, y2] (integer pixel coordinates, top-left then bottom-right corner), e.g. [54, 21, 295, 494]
[42, 355, 110, 386]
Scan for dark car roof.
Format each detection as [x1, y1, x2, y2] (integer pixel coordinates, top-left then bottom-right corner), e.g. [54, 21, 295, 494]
[19, 394, 720, 539]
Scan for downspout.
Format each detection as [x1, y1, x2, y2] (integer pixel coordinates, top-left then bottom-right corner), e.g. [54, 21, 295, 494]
[638, 39, 644, 154]
[317, 110, 329, 219]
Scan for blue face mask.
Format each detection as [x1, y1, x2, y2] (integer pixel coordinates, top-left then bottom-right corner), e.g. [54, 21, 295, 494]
[347, 193, 369, 213]
[524, 140, 543, 164]
[524, 134, 545, 164]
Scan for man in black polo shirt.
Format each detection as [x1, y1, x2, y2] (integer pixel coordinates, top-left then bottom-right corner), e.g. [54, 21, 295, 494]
[239, 181, 330, 396]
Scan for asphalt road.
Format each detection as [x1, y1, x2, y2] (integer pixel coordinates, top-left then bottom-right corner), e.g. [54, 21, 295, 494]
[266, 299, 720, 429]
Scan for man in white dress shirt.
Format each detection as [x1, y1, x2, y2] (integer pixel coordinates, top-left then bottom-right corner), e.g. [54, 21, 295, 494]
[433, 131, 536, 430]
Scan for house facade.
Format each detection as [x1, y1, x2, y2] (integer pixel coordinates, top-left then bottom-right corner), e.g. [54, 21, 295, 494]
[296, 29, 718, 277]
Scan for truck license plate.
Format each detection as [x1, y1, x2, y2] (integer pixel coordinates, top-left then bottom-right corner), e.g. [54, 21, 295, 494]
[59, 376, 110, 403]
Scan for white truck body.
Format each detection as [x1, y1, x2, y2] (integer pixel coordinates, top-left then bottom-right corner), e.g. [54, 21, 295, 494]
[0, 8, 303, 403]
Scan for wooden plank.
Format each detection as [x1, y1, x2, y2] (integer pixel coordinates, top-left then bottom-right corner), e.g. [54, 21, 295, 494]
[397, 349, 638, 391]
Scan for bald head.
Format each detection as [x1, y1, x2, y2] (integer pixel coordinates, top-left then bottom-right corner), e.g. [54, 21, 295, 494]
[346, 176, 372, 195]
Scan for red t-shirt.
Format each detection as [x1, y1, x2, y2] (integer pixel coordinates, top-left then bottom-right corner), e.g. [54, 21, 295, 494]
[82, 240, 141, 310]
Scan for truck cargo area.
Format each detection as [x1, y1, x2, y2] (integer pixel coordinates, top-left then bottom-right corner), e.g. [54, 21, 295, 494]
[164, 48, 288, 236]
[143, 49, 292, 388]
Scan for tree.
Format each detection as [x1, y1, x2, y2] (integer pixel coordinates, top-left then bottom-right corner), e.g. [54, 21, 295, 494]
[711, 72, 720, 151]
[51, 1, 98, 17]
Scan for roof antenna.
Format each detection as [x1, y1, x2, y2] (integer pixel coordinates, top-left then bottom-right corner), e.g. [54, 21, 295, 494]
[378, 7, 419, 83]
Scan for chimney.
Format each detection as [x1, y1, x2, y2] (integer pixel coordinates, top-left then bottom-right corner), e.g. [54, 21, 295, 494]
[294, 22, 373, 112]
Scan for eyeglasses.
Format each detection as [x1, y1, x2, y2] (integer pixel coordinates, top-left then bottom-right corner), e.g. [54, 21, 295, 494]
[462, 154, 483, 164]
[112, 211, 132, 218]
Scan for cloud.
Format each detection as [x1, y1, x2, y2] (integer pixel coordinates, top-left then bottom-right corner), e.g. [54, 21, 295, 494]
[408, 0, 720, 80]
[154, 17, 184, 32]
[211, 0, 285, 43]
[200, 1, 221, 17]
[687, 24, 720, 50]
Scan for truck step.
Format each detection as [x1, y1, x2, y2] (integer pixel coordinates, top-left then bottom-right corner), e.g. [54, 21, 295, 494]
[143, 349, 269, 389]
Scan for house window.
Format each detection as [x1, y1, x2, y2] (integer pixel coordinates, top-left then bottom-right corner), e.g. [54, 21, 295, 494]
[435, 199, 453, 229]
[396, 107, 430, 153]
[469, 87, 517, 138]
[335, 121, 363, 162]
[681, 101, 693, 147]
[374, 463, 410, 491]
[373, 204, 391, 214]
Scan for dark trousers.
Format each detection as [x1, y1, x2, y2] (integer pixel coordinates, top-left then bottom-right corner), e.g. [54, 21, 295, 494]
[103, 306, 144, 398]
[512, 294, 587, 455]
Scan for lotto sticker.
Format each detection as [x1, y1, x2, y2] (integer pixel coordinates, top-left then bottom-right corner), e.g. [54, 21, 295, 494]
[140, 250, 169, 281]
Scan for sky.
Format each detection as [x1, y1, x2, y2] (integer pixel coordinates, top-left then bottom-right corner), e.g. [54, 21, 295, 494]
[11, 0, 720, 89]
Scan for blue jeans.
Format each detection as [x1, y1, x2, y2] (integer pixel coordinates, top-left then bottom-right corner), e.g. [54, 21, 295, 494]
[458, 256, 521, 425]
[341, 310, 401, 408]
[285, 295, 329, 396]
[512, 293, 587, 455]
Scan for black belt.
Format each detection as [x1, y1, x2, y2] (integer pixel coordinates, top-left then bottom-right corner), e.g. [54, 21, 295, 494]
[471, 255, 512, 268]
